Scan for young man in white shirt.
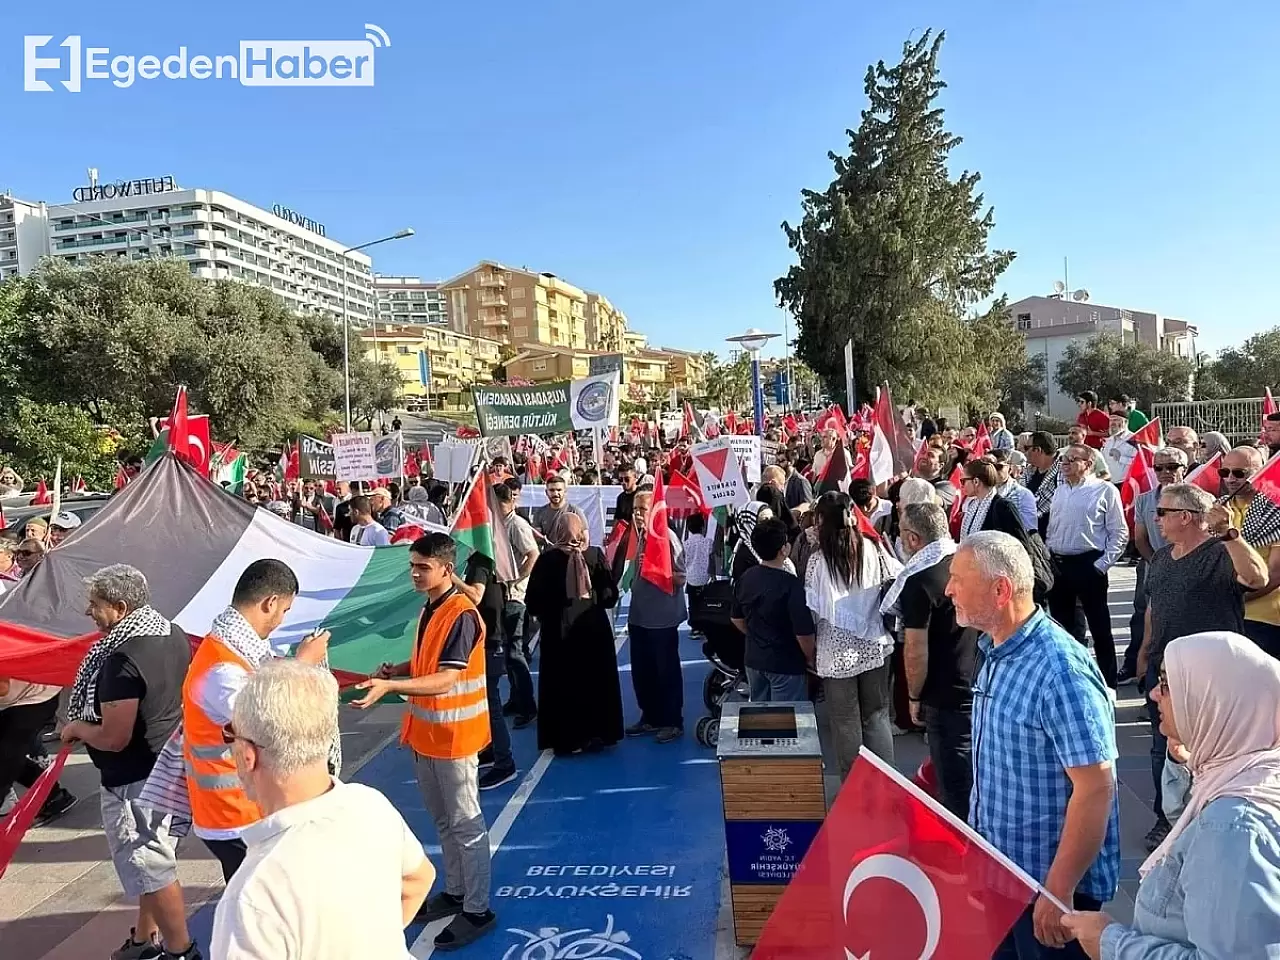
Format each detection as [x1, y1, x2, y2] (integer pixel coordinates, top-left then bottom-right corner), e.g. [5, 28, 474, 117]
[213, 659, 434, 959]
[350, 495, 391, 547]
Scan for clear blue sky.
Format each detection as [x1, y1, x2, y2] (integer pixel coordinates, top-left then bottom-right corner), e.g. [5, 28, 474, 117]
[3, 1, 1276, 358]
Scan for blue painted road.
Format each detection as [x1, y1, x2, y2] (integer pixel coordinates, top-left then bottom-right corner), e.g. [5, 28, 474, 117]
[185, 606, 729, 960]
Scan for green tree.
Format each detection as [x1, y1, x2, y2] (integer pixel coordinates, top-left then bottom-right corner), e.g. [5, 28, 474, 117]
[0, 400, 121, 490]
[348, 357, 404, 428]
[775, 31, 1019, 411]
[993, 351, 1048, 431]
[1054, 334, 1194, 409]
[703, 353, 754, 410]
[1197, 328, 1280, 399]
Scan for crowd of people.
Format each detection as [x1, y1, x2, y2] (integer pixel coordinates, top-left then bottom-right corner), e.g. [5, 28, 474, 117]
[6, 390, 1280, 958]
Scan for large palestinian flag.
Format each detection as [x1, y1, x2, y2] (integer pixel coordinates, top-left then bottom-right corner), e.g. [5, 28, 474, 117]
[0, 456, 430, 686]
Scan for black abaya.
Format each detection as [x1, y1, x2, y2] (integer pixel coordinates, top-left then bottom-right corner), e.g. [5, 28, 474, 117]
[524, 546, 625, 754]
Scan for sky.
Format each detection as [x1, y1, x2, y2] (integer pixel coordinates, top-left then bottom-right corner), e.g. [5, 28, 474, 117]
[2, 0, 1277, 360]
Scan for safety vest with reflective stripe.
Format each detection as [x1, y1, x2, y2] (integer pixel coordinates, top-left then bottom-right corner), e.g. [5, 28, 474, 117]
[401, 592, 490, 760]
[182, 635, 262, 834]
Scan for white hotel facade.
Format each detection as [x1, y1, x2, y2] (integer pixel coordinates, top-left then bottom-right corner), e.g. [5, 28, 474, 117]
[0, 180, 374, 322]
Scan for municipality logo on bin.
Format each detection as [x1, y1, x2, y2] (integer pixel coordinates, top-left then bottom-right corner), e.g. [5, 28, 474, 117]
[23, 23, 391, 92]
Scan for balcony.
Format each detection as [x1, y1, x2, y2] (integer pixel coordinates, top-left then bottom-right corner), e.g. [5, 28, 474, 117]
[478, 272, 507, 288]
[477, 294, 507, 307]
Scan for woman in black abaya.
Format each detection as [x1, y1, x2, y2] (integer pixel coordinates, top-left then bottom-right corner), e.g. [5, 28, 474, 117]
[525, 512, 624, 755]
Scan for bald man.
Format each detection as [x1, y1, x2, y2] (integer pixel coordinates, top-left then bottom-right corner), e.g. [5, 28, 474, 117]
[1219, 446, 1280, 658]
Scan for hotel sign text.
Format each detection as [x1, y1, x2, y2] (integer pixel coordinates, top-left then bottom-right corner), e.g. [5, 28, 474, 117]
[72, 175, 178, 202]
[272, 204, 326, 237]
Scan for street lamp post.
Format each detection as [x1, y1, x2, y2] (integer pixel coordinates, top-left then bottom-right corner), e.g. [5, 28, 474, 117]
[341, 228, 415, 430]
[726, 327, 780, 437]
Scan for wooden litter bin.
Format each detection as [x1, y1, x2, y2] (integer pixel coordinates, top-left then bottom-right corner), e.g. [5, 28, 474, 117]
[717, 701, 826, 946]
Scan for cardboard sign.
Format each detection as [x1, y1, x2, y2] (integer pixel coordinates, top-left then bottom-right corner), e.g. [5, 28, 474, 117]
[690, 438, 750, 508]
[433, 437, 482, 484]
[332, 432, 377, 482]
[729, 435, 763, 483]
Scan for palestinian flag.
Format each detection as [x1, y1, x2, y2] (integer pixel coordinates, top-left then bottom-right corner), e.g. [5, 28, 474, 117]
[215, 452, 248, 495]
[450, 469, 518, 581]
[0, 455, 436, 687]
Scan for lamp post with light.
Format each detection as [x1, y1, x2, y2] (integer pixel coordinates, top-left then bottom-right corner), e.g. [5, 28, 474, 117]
[726, 327, 779, 437]
[341, 228, 415, 431]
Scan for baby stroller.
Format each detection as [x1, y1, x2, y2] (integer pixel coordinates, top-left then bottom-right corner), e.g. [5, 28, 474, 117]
[688, 578, 748, 747]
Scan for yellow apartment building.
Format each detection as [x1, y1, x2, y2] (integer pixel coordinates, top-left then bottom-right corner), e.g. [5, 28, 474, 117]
[656, 347, 708, 395]
[585, 292, 628, 352]
[622, 330, 648, 354]
[362, 323, 504, 409]
[439, 261, 589, 350]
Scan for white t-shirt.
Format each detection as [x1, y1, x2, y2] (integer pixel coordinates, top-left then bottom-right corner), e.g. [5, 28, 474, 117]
[353, 520, 391, 546]
[211, 779, 424, 960]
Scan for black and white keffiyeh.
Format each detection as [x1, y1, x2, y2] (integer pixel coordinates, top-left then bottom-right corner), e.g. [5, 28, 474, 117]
[880, 538, 957, 617]
[960, 491, 996, 541]
[68, 605, 171, 723]
[1232, 493, 1280, 549]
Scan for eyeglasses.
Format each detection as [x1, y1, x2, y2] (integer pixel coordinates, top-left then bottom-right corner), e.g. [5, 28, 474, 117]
[1157, 668, 1169, 696]
[221, 722, 256, 747]
[1153, 464, 1183, 473]
[1155, 506, 1201, 518]
[1218, 468, 1251, 479]
[1065, 456, 1093, 464]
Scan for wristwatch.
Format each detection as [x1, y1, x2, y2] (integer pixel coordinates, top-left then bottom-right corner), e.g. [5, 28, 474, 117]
[1219, 527, 1241, 542]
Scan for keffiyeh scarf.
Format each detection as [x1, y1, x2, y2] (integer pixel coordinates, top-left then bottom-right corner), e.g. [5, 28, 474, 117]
[68, 605, 172, 723]
[880, 538, 958, 617]
[960, 491, 996, 541]
[1231, 493, 1280, 549]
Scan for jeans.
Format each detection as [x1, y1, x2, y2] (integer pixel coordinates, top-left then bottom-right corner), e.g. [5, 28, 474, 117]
[1048, 551, 1117, 688]
[822, 662, 894, 779]
[993, 893, 1102, 960]
[1123, 558, 1148, 677]
[923, 704, 972, 821]
[414, 753, 491, 914]
[628, 624, 684, 729]
[503, 601, 537, 717]
[203, 838, 248, 884]
[745, 667, 808, 704]
[485, 646, 514, 771]
[1146, 657, 1168, 823]
[0, 695, 60, 802]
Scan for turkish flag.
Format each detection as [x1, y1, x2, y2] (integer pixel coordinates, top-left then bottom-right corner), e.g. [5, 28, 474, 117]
[1185, 452, 1223, 496]
[666, 469, 709, 520]
[164, 387, 212, 476]
[30, 478, 51, 506]
[0, 745, 72, 879]
[1120, 445, 1157, 530]
[639, 469, 674, 593]
[752, 748, 1039, 959]
[971, 422, 993, 458]
[1128, 416, 1162, 450]
[853, 504, 882, 543]
[1261, 388, 1277, 444]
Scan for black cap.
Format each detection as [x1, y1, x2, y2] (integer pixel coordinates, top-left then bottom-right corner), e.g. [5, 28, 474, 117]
[1077, 390, 1098, 404]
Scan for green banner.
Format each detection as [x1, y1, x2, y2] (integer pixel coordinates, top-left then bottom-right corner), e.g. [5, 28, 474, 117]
[473, 372, 619, 437]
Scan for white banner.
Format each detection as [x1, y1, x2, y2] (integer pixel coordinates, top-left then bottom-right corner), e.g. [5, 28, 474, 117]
[332, 432, 377, 482]
[433, 438, 481, 484]
[728, 435, 763, 483]
[690, 438, 750, 509]
[518, 485, 619, 547]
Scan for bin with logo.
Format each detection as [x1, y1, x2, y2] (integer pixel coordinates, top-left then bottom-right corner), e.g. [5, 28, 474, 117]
[717, 701, 826, 945]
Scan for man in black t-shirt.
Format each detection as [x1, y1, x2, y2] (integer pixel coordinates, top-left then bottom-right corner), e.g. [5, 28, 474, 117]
[452, 551, 517, 791]
[729, 520, 816, 703]
[60, 564, 198, 960]
[896, 503, 976, 820]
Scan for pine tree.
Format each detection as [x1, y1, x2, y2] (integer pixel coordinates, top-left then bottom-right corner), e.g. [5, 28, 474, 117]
[775, 30, 1020, 409]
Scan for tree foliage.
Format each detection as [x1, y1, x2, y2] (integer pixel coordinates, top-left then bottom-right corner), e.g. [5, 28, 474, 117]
[775, 30, 1019, 411]
[1197, 328, 1280, 400]
[993, 351, 1047, 431]
[703, 353, 754, 410]
[1054, 334, 1194, 408]
[0, 257, 400, 485]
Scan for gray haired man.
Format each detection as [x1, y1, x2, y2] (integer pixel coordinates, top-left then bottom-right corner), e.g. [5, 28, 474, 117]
[59, 565, 198, 960]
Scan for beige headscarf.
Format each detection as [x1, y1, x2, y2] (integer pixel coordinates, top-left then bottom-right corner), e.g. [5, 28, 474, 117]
[550, 510, 592, 601]
[1142, 631, 1280, 877]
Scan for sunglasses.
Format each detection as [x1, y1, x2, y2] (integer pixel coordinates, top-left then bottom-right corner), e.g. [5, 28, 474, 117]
[1065, 456, 1093, 464]
[221, 722, 256, 747]
[1155, 506, 1201, 518]
[1153, 463, 1183, 473]
[1218, 468, 1251, 479]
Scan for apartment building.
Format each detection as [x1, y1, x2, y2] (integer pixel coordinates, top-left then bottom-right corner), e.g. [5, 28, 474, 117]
[505, 345, 673, 403]
[585, 292, 628, 352]
[440, 261, 590, 350]
[657, 346, 708, 395]
[374, 275, 449, 328]
[362, 323, 503, 409]
[0, 194, 52, 281]
[1009, 295, 1199, 418]
[12, 177, 375, 321]
[623, 330, 649, 354]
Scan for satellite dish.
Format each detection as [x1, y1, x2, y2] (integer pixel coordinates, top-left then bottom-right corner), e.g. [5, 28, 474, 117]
[1072, 289, 1090, 302]
[1053, 280, 1066, 294]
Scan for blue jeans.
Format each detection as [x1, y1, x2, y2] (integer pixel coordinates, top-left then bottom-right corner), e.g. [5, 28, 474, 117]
[745, 667, 808, 704]
[485, 646, 514, 771]
[1146, 656, 1168, 823]
[503, 601, 536, 717]
[1123, 559, 1148, 676]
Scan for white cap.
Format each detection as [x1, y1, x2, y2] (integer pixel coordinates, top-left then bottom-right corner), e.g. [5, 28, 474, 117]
[51, 511, 82, 530]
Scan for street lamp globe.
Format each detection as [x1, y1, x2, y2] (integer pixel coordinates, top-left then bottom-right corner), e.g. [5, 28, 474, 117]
[725, 328, 780, 438]
[725, 327, 778, 354]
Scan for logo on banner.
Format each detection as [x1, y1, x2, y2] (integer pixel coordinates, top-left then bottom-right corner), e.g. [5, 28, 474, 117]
[762, 826, 792, 854]
[576, 380, 614, 423]
[504, 914, 641, 959]
[695, 447, 731, 480]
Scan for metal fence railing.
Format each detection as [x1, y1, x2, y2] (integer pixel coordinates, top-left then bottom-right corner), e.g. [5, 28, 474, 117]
[1151, 398, 1265, 445]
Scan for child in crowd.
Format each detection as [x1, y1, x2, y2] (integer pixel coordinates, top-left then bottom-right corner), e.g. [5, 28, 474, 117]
[683, 513, 714, 628]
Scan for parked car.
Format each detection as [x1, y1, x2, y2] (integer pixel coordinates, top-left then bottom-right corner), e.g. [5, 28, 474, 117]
[1, 493, 112, 540]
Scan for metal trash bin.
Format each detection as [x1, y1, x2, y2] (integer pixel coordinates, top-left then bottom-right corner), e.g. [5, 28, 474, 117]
[717, 701, 826, 946]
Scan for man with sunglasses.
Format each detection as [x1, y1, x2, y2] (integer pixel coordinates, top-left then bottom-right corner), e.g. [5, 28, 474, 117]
[1218, 445, 1280, 658]
[1118, 448, 1188, 686]
[1136, 482, 1266, 852]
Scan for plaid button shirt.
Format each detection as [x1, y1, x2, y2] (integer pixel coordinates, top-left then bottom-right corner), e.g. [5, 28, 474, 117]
[970, 608, 1120, 902]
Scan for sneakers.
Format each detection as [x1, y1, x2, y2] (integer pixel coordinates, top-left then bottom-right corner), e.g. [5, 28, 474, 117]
[111, 931, 161, 960]
[162, 943, 204, 960]
[501, 701, 518, 717]
[478, 747, 495, 768]
[1144, 820, 1171, 853]
[434, 910, 497, 951]
[625, 721, 658, 737]
[479, 766, 518, 791]
[1117, 667, 1138, 687]
[655, 726, 683, 744]
[414, 891, 464, 925]
[34, 787, 78, 827]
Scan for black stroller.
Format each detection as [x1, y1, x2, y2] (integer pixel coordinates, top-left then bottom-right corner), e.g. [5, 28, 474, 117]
[688, 579, 748, 747]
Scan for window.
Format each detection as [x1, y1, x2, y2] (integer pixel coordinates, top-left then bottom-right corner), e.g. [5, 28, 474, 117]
[533, 359, 548, 372]
[514, 325, 528, 338]
[397, 345, 410, 355]
[512, 306, 526, 319]
[1015, 313, 1032, 331]
[511, 287, 525, 299]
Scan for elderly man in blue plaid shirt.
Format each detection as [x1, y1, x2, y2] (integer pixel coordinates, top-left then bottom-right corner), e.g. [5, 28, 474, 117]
[947, 531, 1120, 960]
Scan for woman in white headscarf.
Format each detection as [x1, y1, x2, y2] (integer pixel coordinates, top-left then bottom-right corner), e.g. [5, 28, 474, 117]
[1064, 631, 1280, 958]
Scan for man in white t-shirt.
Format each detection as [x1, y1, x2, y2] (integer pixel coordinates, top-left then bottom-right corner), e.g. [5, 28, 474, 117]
[212, 659, 434, 959]
[349, 495, 391, 547]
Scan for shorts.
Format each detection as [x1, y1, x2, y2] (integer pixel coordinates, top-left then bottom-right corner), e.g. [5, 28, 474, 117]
[100, 779, 180, 898]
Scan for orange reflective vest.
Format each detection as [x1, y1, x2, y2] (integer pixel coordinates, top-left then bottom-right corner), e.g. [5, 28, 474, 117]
[401, 593, 490, 760]
[182, 635, 262, 835]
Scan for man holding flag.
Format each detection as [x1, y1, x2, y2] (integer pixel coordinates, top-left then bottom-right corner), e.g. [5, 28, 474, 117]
[1219, 445, 1280, 658]
[623, 487, 687, 744]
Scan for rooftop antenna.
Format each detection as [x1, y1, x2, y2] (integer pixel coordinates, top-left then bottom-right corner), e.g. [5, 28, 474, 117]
[1051, 280, 1065, 299]
[1072, 289, 1091, 302]
[87, 167, 98, 189]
